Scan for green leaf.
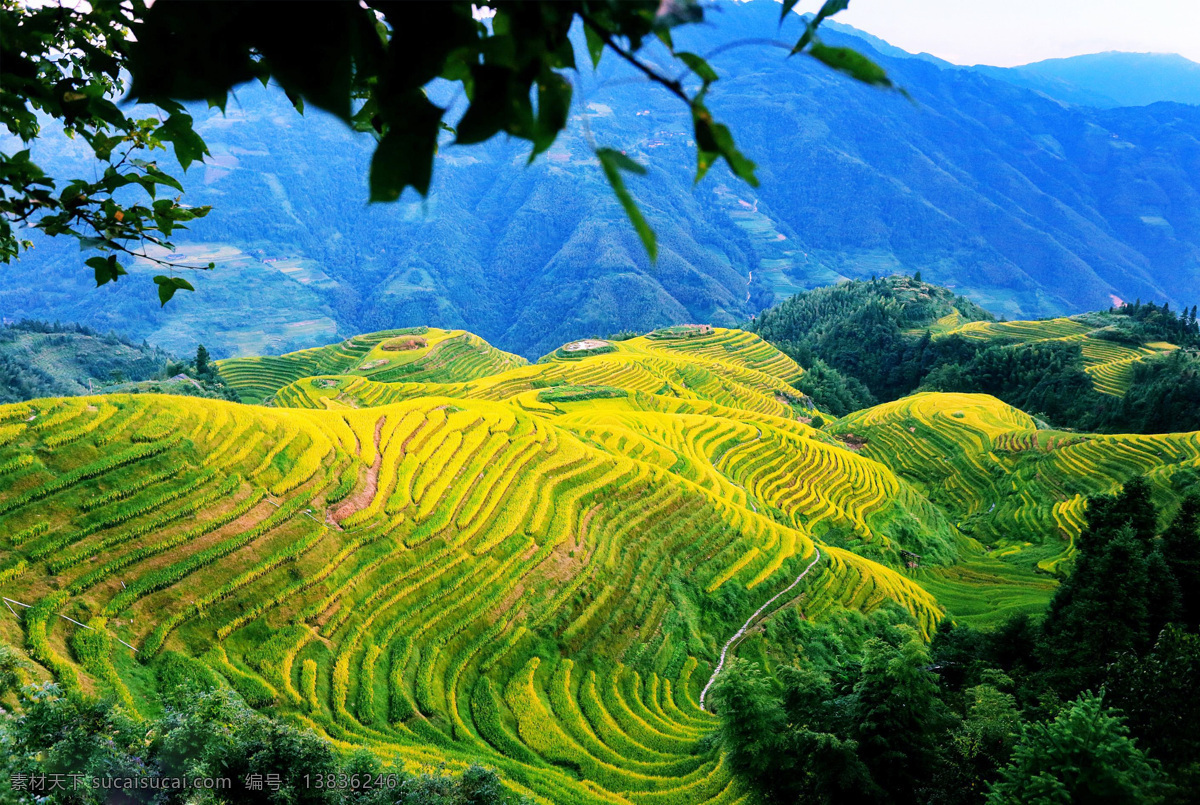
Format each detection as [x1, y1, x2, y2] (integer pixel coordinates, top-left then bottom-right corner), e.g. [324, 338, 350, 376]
[144, 168, 185, 195]
[692, 105, 759, 186]
[368, 92, 444, 201]
[87, 255, 126, 287]
[677, 52, 718, 85]
[531, 72, 573, 159]
[814, 0, 850, 24]
[584, 24, 605, 69]
[596, 148, 656, 261]
[791, 22, 818, 55]
[153, 275, 195, 306]
[807, 43, 893, 87]
[156, 113, 209, 171]
[455, 66, 532, 145]
[790, 1, 849, 55]
[283, 88, 305, 115]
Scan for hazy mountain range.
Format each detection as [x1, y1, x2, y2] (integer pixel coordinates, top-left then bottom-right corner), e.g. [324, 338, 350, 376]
[2, 1, 1198, 359]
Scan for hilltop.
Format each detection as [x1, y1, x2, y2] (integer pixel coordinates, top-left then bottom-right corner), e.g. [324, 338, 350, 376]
[751, 276, 1200, 431]
[215, 327, 528, 405]
[2, 323, 1199, 801]
[976, 51, 1200, 108]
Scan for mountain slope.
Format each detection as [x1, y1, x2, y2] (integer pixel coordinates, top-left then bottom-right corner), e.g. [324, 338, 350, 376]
[3, 2, 1200, 358]
[0, 321, 174, 403]
[3, 324, 1200, 800]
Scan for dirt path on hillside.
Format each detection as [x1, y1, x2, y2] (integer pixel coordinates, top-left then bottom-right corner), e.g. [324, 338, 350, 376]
[332, 416, 385, 523]
[699, 547, 823, 712]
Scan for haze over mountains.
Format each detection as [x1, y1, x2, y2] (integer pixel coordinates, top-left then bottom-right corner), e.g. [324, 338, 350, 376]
[978, 52, 1200, 109]
[2, 1, 1198, 359]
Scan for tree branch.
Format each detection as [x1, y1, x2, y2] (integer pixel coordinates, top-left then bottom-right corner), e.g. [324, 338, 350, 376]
[579, 14, 690, 105]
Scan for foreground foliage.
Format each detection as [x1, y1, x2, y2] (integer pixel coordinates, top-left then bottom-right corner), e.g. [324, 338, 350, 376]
[0, 681, 521, 804]
[1, 0, 887, 297]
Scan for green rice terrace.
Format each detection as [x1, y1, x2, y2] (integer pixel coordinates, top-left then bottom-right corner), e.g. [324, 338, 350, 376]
[2, 325, 1199, 802]
[937, 316, 1180, 397]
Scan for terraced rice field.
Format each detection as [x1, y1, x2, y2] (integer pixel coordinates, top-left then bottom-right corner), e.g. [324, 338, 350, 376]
[4, 325, 1195, 800]
[831, 392, 1200, 573]
[940, 316, 1180, 396]
[276, 328, 811, 423]
[216, 328, 528, 404]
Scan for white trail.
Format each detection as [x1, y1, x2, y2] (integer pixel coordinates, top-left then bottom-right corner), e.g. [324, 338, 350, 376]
[698, 547, 823, 712]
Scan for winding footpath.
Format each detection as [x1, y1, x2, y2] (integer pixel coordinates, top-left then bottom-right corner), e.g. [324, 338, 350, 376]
[699, 546, 823, 711]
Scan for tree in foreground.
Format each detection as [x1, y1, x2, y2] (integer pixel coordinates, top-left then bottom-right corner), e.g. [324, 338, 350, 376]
[1105, 627, 1200, 802]
[852, 627, 951, 805]
[0, 680, 524, 804]
[713, 658, 879, 805]
[986, 692, 1166, 805]
[1040, 478, 1181, 695]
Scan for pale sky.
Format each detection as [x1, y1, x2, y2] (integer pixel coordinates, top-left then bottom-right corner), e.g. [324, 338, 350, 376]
[792, 0, 1200, 67]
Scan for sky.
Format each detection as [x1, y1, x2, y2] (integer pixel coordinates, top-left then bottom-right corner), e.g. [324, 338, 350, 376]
[792, 0, 1200, 67]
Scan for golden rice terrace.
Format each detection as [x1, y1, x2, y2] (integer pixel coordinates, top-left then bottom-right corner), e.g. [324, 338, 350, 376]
[2, 326, 1198, 803]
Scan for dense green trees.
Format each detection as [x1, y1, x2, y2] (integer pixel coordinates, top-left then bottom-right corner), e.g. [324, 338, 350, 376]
[0, 679, 525, 804]
[750, 276, 994, 408]
[1108, 301, 1200, 348]
[792, 356, 876, 417]
[1095, 351, 1200, 434]
[716, 476, 1200, 804]
[1039, 479, 1180, 693]
[987, 693, 1165, 805]
[1105, 628, 1200, 795]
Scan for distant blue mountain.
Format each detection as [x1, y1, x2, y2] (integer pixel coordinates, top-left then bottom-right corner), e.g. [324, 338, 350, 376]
[3, 1, 1199, 359]
[975, 52, 1200, 108]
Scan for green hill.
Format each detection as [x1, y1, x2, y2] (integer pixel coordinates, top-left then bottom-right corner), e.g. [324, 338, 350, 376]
[214, 327, 528, 405]
[0, 321, 174, 403]
[751, 277, 1200, 431]
[3, 323, 1200, 801]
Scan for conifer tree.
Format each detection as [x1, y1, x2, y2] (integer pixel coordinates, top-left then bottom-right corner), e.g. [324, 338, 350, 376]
[195, 343, 210, 376]
[1161, 495, 1200, 630]
[1106, 626, 1200, 799]
[1041, 478, 1179, 694]
[853, 627, 949, 805]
